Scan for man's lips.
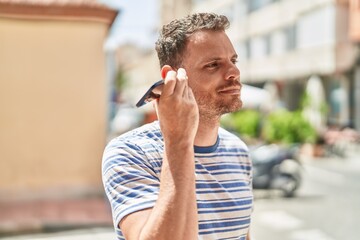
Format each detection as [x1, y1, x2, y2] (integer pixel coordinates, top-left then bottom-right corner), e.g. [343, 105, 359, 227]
[218, 87, 241, 95]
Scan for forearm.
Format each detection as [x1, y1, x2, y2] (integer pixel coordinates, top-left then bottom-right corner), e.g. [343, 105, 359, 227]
[139, 144, 198, 240]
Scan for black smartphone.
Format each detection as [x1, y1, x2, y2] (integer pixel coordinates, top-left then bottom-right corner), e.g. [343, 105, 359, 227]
[136, 79, 164, 107]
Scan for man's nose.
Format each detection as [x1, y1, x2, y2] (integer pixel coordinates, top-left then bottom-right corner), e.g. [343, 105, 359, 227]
[225, 63, 240, 81]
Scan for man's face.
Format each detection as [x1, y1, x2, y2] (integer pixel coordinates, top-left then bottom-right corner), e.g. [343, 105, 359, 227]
[181, 30, 242, 119]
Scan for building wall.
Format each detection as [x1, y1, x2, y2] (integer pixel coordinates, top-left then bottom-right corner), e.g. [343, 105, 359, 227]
[0, 18, 110, 200]
[193, 0, 357, 82]
[161, 0, 192, 24]
[349, 0, 360, 41]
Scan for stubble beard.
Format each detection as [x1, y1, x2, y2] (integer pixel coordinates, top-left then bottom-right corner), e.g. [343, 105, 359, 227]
[195, 93, 243, 123]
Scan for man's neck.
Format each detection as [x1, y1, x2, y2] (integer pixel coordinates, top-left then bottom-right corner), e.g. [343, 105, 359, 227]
[194, 117, 220, 147]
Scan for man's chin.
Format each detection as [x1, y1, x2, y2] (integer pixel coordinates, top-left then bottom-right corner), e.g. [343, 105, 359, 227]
[219, 99, 243, 115]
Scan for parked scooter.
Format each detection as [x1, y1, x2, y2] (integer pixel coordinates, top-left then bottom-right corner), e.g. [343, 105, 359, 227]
[250, 144, 302, 197]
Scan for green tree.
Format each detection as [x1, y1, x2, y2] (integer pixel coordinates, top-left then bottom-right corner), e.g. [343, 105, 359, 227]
[262, 109, 317, 144]
[221, 110, 261, 138]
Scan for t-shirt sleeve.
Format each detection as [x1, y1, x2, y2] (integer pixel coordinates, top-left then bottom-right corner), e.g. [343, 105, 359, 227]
[102, 138, 160, 230]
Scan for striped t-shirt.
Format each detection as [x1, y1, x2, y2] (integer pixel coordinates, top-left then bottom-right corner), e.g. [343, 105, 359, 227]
[102, 121, 253, 240]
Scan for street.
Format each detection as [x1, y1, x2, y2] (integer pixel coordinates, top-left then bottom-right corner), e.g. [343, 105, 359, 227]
[2, 147, 359, 240]
[251, 147, 360, 240]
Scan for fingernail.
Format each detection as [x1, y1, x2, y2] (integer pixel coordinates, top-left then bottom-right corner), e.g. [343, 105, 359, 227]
[177, 68, 187, 79]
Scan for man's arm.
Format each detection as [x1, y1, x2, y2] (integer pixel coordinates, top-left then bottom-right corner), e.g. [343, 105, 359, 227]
[120, 145, 198, 240]
[120, 68, 199, 240]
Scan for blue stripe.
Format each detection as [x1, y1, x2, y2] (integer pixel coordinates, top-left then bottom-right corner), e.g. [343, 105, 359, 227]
[198, 216, 249, 223]
[196, 188, 250, 194]
[196, 181, 248, 189]
[197, 199, 253, 209]
[199, 218, 250, 230]
[198, 164, 251, 171]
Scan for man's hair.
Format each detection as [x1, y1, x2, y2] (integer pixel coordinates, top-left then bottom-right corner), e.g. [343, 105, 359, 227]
[155, 12, 230, 68]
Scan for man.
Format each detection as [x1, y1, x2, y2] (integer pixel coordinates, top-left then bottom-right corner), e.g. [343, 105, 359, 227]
[102, 13, 253, 240]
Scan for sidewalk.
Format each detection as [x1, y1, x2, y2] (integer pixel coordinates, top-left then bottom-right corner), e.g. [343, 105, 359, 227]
[0, 197, 113, 238]
[304, 142, 360, 174]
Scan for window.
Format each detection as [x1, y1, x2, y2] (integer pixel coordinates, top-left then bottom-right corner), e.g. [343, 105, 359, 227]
[297, 5, 335, 49]
[246, 40, 251, 59]
[237, 0, 249, 20]
[218, 5, 235, 23]
[248, 0, 276, 12]
[192, 0, 208, 4]
[235, 41, 248, 61]
[270, 30, 287, 56]
[285, 24, 297, 51]
[250, 36, 268, 60]
[264, 34, 271, 55]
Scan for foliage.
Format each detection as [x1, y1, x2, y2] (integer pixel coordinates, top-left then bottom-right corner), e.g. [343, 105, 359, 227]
[222, 108, 317, 144]
[221, 110, 261, 138]
[262, 109, 317, 144]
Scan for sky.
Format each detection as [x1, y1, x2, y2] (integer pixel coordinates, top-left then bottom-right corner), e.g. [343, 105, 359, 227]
[100, 0, 160, 50]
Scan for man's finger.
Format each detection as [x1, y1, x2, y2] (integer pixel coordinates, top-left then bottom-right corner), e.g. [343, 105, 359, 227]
[162, 70, 177, 96]
[174, 68, 187, 96]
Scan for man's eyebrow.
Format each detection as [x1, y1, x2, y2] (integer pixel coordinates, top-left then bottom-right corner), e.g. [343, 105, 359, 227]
[201, 53, 238, 63]
[207, 57, 221, 61]
[199, 57, 220, 64]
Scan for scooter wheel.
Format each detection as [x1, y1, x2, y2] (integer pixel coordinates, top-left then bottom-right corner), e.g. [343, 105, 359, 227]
[280, 176, 299, 198]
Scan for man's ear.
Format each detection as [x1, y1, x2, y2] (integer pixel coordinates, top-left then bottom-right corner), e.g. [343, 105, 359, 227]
[160, 65, 174, 79]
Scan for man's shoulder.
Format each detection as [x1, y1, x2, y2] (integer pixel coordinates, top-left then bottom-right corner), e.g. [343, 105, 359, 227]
[218, 127, 248, 150]
[102, 121, 164, 169]
[119, 120, 161, 140]
[218, 127, 242, 141]
[107, 121, 163, 150]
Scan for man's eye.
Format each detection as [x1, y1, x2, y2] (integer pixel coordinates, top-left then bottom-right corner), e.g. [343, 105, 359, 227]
[206, 62, 218, 68]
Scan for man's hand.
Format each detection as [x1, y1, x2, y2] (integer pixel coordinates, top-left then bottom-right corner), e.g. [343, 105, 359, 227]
[155, 68, 199, 146]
